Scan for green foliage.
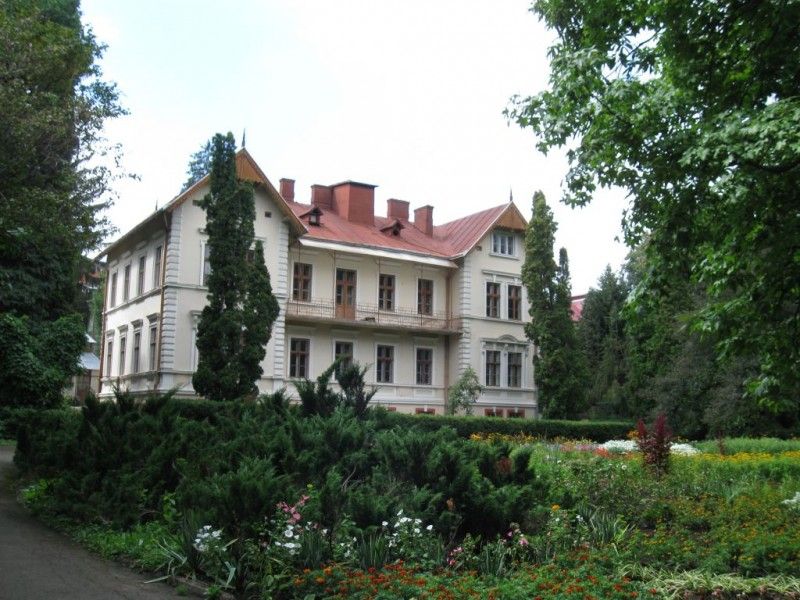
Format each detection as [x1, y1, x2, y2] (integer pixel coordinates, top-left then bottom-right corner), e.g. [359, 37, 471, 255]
[509, 0, 800, 411]
[14, 394, 800, 595]
[446, 367, 482, 415]
[522, 191, 588, 418]
[336, 362, 378, 418]
[380, 410, 633, 442]
[578, 266, 631, 417]
[0, 313, 85, 407]
[0, 0, 123, 321]
[192, 133, 279, 401]
[181, 138, 213, 192]
[694, 437, 800, 455]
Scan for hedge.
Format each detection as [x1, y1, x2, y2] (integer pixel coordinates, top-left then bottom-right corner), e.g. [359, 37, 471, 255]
[377, 411, 634, 442]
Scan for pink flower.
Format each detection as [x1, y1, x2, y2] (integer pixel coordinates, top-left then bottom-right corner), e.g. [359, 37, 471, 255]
[519, 536, 529, 546]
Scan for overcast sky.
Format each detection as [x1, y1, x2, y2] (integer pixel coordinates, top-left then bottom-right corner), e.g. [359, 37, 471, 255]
[82, 0, 629, 293]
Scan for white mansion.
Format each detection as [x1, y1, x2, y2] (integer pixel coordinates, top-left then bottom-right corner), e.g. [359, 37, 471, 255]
[98, 150, 537, 417]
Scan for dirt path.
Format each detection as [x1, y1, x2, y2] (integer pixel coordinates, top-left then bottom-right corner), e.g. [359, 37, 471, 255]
[0, 445, 184, 599]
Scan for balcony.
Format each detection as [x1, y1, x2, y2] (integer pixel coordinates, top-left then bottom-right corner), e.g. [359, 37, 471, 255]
[286, 298, 462, 334]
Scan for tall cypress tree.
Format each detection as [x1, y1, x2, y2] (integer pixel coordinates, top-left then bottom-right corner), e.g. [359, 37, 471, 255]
[522, 192, 587, 418]
[192, 133, 279, 401]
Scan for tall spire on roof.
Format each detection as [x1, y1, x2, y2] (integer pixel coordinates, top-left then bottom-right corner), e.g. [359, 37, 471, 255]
[241, 128, 246, 148]
[509, 187, 514, 203]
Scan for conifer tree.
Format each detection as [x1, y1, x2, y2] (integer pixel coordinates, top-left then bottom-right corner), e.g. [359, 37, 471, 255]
[522, 192, 587, 418]
[192, 133, 279, 401]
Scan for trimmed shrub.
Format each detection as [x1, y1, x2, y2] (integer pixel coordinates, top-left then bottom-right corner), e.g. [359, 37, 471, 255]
[378, 411, 633, 442]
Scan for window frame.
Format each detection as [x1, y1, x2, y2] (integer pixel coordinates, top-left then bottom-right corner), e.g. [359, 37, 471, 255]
[334, 340, 354, 372]
[109, 271, 117, 308]
[415, 347, 433, 386]
[378, 274, 395, 311]
[105, 338, 113, 376]
[376, 344, 394, 383]
[123, 264, 131, 302]
[119, 334, 127, 376]
[486, 282, 501, 318]
[485, 349, 501, 386]
[507, 351, 522, 388]
[417, 278, 433, 315]
[137, 255, 146, 296]
[132, 329, 141, 374]
[289, 338, 310, 379]
[149, 322, 158, 371]
[202, 243, 211, 286]
[507, 284, 522, 321]
[152, 245, 163, 288]
[292, 262, 313, 302]
[491, 231, 516, 257]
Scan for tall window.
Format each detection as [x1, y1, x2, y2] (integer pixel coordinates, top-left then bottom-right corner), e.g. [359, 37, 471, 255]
[123, 264, 131, 301]
[137, 256, 146, 296]
[109, 272, 117, 308]
[119, 335, 127, 376]
[292, 263, 312, 301]
[417, 279, 433, 315]
[152, 245, 162, 288]
[416, 348, 432, 385]
[132, 330, 141, 373]
[507, 352, 522, 388]
[149, 323, 158, 371]
[289, 338, 309, 378]
[485, 350, 500, 386]
[376, 345, 394, 383]
[105, 339, 113, 376]
[378, 274, 395, 311]
[334, 341, 353, 372]
[492, 232, 515, 256]
[486, 282, 500, 318]
[508, 285, 521, 320]
[202, 244, 211, 286]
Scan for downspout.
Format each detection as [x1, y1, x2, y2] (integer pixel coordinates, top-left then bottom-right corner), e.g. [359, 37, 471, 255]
[443, 270, 452, 400]
[96, 270, 108, 395]
[154, 210, 170, 392]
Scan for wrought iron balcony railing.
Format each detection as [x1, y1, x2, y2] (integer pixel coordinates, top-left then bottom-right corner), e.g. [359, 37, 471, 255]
[286, 298, 462, 333]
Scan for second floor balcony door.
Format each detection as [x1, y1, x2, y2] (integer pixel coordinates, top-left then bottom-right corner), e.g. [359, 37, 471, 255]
[335, 268, 356, 320]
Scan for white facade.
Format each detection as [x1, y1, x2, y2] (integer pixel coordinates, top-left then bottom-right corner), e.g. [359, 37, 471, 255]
[99, 152, 537, 417]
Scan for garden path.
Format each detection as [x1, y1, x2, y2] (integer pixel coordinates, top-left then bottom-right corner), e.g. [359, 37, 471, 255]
[0, 445, 184, 600]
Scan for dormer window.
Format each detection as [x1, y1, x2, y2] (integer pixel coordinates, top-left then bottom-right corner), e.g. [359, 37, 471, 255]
[380, 219, 404, 237]
[491, 231, 515, 256]
[307, 206, 322, 226]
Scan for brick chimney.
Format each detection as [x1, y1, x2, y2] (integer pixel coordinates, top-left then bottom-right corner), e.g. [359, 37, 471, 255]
[387, 198, 409, 221]
[414, 205, 434, 236]
[331, 181, 376, 226]
[279, 178, 295, 202]
[310, 184, 333, 209]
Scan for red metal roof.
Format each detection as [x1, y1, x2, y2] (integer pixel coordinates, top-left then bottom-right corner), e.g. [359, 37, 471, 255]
[286, 200, 519, 260]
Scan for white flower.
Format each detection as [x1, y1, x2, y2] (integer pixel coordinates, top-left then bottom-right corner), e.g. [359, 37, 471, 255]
[381, 521, 388, 527]
[782, 492, 800, 506]
[671, 443, 698, 455]
[284, 528, 294, 538]
[601, 440, 637, 453]
[414, 528, 420, 534]
[426, 524, 433, 531]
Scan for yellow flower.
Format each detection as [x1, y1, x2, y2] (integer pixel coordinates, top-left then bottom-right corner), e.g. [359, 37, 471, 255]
[551, 504, 560, 511]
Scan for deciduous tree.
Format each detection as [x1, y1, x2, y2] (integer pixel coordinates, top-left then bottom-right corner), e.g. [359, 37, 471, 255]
[509, 0, 800, 410]
[192, 133, 279, 401]
[0, 0, 123, 405]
